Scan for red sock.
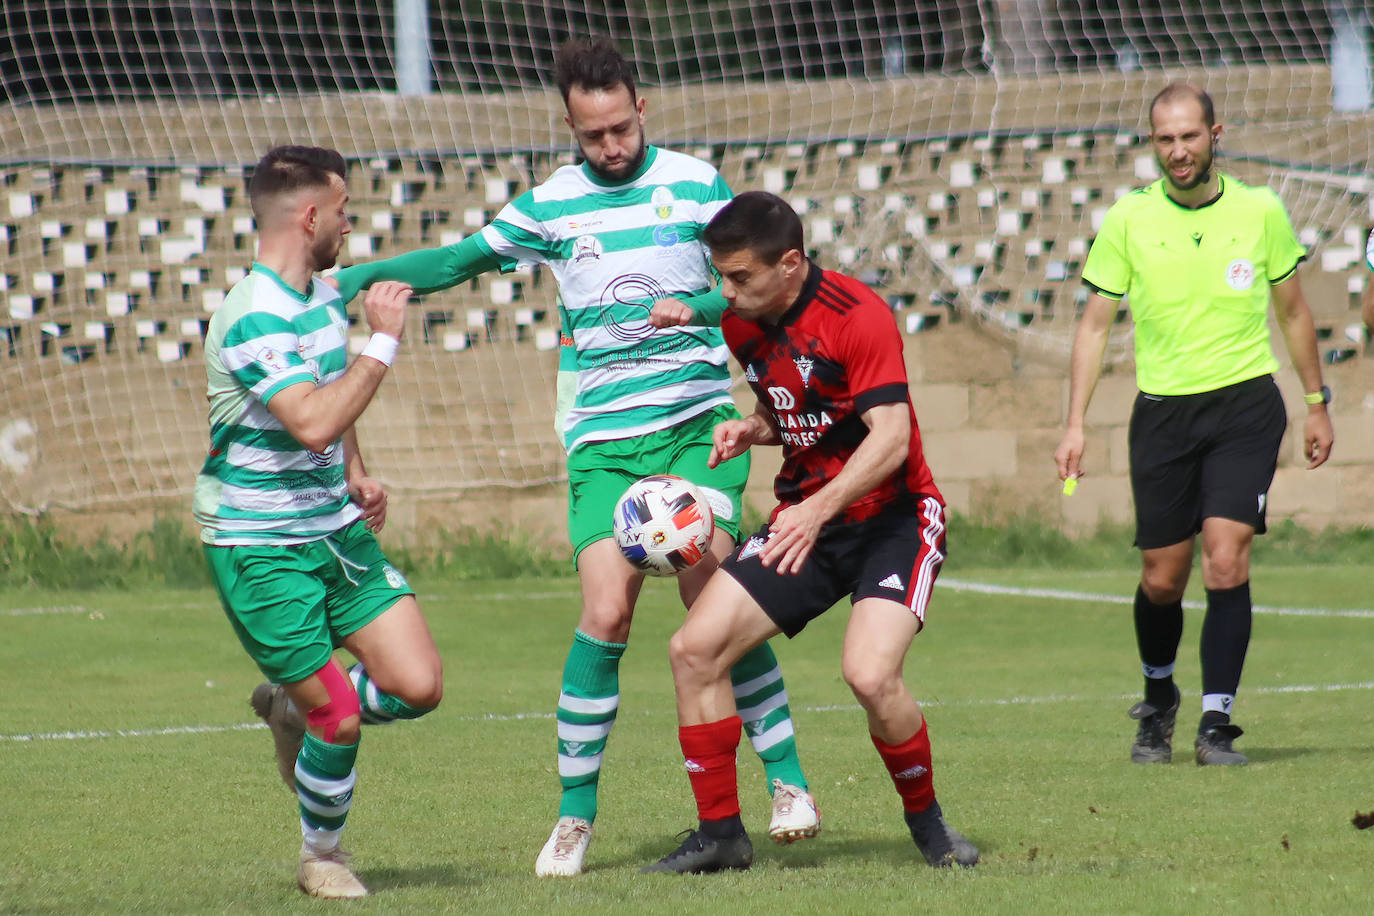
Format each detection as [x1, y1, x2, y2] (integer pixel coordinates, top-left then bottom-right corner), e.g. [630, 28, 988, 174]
[873, 720, 935, 813]
[679, 716, 743, 821]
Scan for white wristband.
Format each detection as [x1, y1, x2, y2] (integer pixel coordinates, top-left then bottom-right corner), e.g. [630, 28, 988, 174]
[360, 333, 400, 367]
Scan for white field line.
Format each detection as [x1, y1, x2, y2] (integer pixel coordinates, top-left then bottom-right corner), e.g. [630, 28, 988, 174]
[6, 680, 1374, 744]
[937, 577, 1374, 618]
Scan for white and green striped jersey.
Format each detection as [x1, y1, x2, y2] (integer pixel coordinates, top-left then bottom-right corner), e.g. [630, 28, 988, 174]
[194, 264, 361, 545]
[481, 145, 735, 452]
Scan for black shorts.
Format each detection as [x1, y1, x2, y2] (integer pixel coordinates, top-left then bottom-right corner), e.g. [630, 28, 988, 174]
[719, 495, 946, 638]
[1128, 375, 1287, 550]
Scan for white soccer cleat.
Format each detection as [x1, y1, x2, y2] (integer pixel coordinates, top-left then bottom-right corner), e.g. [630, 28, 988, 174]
[297, 846, 368, 899]
[250, 681, 305, 791]
[768, 779, 821, 844]
[535, 815, 593, 876]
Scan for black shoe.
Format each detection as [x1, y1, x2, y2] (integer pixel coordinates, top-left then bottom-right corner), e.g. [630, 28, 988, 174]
[641, 829, 754, 874]
[1195, 722, 1247, 766]
[905, 801, 979, 868]
[1128, 684, 1180, 764]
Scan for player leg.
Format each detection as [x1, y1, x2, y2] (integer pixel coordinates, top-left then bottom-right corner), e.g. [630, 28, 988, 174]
[670, 405, 815, 842]
[1126, 391, 1201, 763]
[843, 498, 976, 868]
[537, 446, 643, 876]
[1193, 376, 1287, 766]
[327, 522, 442, 725]
[205, 542, 367, 899]
[643, 569, 783, 874]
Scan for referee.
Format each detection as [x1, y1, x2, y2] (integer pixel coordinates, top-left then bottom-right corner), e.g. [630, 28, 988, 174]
[1054, 83, 1334, 766]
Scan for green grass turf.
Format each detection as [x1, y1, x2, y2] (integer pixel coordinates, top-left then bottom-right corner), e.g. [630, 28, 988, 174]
[2, 567, 1372, 914]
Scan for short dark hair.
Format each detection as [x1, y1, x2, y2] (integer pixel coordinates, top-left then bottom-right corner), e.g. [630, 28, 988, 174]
[702, 191, 804, 266]
[247, 145, 347, 218]
[554, 35, 637, 106]
[1149, 82, 1216, 129]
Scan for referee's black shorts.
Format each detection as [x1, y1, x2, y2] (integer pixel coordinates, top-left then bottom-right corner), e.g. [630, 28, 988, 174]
[1128, 374, 1287, 550]
[719, 495, 946, 638]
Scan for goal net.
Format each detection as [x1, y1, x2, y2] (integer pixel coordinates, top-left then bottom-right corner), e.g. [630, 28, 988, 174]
[1, 1, 1368, 517]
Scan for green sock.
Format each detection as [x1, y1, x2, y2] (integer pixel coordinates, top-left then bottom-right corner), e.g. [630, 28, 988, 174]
[731, 640, 807, 793]
[555, 629, 626, 822]
[348, 663, 433, 723]
[296, 732, 358, 853]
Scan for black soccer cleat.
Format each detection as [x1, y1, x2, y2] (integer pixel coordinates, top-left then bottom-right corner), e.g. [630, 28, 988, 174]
[1128, 684, 1181, 764]
[905, 801, 979, 868]
[641, 828, 754, 874]
[1195, 722, 1247, 766]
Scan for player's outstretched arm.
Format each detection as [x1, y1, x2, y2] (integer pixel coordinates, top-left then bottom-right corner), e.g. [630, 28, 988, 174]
[332, 234, 503, 304]
[1054, 291, 1117, 482]
[1271, 274, 1334, 469]
[763, 401, 910, 575]
[267, 281, 411, 452]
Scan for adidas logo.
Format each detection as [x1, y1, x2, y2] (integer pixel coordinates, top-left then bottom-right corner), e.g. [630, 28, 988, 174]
[684, 759, 706, 773]
[878, 573, 903, 590]
[894, 764, 928, 780]
[744, 364, 759, 382]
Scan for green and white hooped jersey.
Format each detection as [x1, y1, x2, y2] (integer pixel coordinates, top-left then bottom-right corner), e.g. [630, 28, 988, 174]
[481, 146, 735, 452]
[194, 264, 361, 545]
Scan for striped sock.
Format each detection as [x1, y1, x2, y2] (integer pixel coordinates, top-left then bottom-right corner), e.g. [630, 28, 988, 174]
[296, 732, 358, 854]
[556, 630, 626, 822]
[348, 663, 433, 723]
[730, 640, 807, 793]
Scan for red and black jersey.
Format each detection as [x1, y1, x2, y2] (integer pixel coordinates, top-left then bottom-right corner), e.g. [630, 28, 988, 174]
[722, 262, 942, 524]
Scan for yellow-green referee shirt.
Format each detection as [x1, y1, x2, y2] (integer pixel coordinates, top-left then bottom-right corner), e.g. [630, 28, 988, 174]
[1081, 173, 1305, 396]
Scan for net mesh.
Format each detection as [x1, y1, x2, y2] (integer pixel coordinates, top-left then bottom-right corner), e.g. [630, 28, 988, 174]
[1, 1, 1369, 514]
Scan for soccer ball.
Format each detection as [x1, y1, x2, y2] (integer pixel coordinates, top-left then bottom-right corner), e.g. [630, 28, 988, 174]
[612, 475, 716, 576]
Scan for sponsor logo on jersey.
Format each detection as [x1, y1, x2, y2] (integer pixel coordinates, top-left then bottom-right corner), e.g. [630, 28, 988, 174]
[767, 386, 796, 410]
[573, 235, 603, 263]
[878, 573, 904, 590]
[256, 346, 289, 373]
[794, 355, 814, 387]
[652, 186, 676, 220]
[1225, 258, 1255, 291]
[306, 446, 335, 468]
[653, 224, 680, 247]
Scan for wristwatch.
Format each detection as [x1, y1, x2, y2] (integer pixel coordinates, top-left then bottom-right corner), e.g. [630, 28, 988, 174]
[1303, 385, 1332, 406]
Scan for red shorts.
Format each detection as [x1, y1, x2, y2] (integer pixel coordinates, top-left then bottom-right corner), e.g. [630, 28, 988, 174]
[720, 495, 946, 638]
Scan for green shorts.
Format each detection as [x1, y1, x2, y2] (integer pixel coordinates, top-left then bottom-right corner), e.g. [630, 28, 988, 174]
[566, 403, 751, 565]
[204, 520, 414, 683]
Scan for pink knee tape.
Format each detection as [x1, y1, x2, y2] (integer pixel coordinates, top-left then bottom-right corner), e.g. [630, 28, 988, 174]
[305, 661, 360, 743]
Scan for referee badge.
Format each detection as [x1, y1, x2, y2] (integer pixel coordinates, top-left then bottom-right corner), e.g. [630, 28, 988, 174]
[1224, 259, 1255, 291]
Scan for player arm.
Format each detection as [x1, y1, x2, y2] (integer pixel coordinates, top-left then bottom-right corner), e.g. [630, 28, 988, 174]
[333, 234, 502, 303]
[1271, 272, 1334, 468]
[802, 400, 910, 523]
[1054, 289, 1118, 481]
[708, 401, 779, 467]
[342, 426, 389, 532]
[266, 282, 410, 453]
[760, 398, 909, 575]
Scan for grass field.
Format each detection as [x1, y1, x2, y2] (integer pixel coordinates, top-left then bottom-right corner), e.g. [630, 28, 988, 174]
[3, 562, 1372, 914]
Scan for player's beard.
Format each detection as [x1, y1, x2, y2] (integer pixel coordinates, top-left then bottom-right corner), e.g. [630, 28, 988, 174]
[310, 234, 341, 273]
[586, 126, 647, 183]
[1160, 140, 1214, 192]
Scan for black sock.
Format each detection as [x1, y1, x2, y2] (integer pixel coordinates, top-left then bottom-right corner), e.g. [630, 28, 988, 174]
[1134, 585, 1183, 708]
[700, 815, 746, 839]
[1200, 581, 1252, 719]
